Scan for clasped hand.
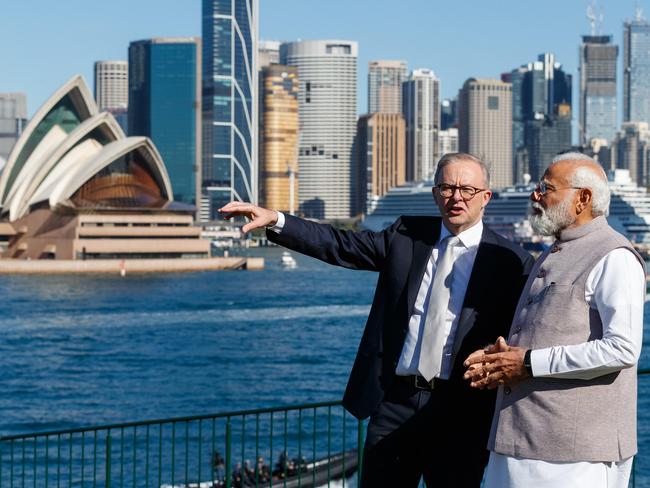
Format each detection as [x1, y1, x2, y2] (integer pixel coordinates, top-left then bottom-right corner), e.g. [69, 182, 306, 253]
[462, 336, 528, 389]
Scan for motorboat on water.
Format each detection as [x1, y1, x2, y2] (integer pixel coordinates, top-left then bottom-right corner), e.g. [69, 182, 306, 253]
[281, 251, 297, 268]
[161, 449, 358, 488]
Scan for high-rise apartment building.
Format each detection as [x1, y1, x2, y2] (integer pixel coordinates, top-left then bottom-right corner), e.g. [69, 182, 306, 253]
[402, 69, 440, 182]
[368, 60, 407, 114]
[259, 65, 299, 213]
[579, 35, 618, 145]
[507, 54, 572, 181]
[624, 16, 650, 124]
[202, 0, 258, 219]
[94, 60, 129, 133]
[280, 40, 357, 219]
[459, 78, 512, 188]
[356, 112, 406, 215]
[611, 121, 650, 186]
[0, 93, 27, 167]
[94, 61, 128, 111]
[129, 38, 201, 207]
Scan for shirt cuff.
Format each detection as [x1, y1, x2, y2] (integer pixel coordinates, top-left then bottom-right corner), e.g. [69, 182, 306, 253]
[530, 348, 552, 377]
[267, 211, 285, 233]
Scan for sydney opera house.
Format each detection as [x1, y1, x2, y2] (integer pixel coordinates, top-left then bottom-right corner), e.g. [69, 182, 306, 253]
[0, 76, 209, 260]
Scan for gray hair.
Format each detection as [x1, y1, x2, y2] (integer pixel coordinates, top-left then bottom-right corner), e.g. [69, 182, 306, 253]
[551, 152, 610, 217]
[434, 152, 490, 188]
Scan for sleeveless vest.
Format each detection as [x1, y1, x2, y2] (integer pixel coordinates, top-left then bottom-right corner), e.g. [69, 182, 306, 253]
[487, 216, 645, 462]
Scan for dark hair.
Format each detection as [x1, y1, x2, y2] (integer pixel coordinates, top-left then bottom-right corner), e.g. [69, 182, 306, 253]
[434, 152, 490, 188]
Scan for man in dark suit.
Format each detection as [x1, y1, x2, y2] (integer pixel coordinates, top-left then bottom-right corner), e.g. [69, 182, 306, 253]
[219, 153, 533, 487]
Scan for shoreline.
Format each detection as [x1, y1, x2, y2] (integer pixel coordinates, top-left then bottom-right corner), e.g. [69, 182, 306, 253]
[0, 257, 264, 274]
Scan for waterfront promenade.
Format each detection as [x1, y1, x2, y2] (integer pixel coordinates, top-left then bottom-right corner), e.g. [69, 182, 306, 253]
[0, 257, 264, 274]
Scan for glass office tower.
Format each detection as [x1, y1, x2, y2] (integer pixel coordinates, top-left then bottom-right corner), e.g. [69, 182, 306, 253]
[624, 17, 650, 124]
[202, 0, 258, 219]
[128, 38, 201, 207]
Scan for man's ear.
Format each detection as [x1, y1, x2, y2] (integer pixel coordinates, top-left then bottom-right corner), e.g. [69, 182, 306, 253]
[576, 188, 592, 214]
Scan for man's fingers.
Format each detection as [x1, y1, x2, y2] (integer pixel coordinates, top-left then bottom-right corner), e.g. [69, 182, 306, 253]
[463, 349, 486, 366]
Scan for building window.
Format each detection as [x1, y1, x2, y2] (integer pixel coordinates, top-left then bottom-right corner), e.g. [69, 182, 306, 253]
[488, 96, 499, 110]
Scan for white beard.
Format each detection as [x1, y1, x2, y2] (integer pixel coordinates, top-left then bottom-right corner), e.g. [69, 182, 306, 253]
[529, 199, 576, 236]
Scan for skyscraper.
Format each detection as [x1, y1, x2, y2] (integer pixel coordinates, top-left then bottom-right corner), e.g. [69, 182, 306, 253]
[438, 128, 459, 156]
[440, 98, 457, 130]
[611, 121, 650, 186]
[508, 54, 572, 181]
[94, 61, 128, 111]
[523, 105, 572, 181]
[0, 93, 27, 167]
[259, 65, 299, 213]
[280, 40, 358, 219]
[579, 35, 618, 145]
[94, 60, 128, 132]
[128, 37, 202, 207]
[368, 60, 407, 113]
[202, 0, 258, 218]
[459, 78, 512, 188]
[402, 69, 440, 182]
[259, 40, 280, 68]
[624, 15, 650, 124]
[356, 112, 406, 215]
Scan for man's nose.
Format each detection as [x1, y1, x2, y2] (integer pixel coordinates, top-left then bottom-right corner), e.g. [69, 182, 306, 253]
[450, 188, 464, 202]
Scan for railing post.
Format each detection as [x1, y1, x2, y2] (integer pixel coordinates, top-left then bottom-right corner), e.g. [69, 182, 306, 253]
[357, 419, 364, 488]
[225, 418, 232, 488]
[105, 434, 112, 488]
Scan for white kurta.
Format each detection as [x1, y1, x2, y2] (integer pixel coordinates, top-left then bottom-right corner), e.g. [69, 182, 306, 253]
[484, 247, 645, 488]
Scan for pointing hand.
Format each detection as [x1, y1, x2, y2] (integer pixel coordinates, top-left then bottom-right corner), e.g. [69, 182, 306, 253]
[218, 201, 279, 233]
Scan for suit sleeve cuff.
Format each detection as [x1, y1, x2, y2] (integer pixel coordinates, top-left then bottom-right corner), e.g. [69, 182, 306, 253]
[530, 348, 552, 377]
[267, 212, 285, 233]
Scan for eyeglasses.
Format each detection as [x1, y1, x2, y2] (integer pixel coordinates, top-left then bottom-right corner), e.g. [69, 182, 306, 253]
[435, 184, 486, 200]
[534, 181, 584, 196]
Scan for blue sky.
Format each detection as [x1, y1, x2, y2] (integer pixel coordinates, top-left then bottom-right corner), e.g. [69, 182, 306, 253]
[0, 0, 644, 117]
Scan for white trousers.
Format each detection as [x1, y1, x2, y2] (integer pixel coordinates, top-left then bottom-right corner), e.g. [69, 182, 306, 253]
[483, 452, 634, 488]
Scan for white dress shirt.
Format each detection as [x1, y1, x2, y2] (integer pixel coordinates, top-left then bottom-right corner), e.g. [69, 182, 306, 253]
[396, 220, 483, 379]
[486, 247, 645, 488]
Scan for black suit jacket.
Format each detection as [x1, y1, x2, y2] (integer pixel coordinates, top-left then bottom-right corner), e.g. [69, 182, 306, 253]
[268, 214, 534, 420]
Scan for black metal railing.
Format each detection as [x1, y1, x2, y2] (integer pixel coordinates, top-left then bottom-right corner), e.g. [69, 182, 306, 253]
[0, 401, 363, 488]
[2, 369, 649, 487]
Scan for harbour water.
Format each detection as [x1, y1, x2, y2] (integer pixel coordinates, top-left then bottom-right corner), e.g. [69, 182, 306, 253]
[1, 247, 649, 485]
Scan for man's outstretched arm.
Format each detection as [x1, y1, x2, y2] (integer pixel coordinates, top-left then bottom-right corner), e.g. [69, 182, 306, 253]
[218, 201, 397, 271]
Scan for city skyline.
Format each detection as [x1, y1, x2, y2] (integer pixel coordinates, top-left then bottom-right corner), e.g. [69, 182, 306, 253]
[2, 0, 646, 131]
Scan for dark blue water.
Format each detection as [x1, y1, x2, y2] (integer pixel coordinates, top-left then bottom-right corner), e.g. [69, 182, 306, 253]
[1, 247, 649, 485]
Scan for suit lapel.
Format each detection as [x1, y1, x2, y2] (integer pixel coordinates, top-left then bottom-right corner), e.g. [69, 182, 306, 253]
[406, 219, 441, 316]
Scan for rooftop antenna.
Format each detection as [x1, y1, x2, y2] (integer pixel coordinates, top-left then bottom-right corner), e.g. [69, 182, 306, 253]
[636, 1, 645, 22]
[598, 2, 605, 34]
[587, 1, 597, 35]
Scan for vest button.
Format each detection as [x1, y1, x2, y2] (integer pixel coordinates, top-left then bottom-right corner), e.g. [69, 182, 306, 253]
[550, 245, 561, 253]
[514, 326, 522, 334]
[526, 297, 533, 305]
[504, 386, 512, 395]
[537, 269, 546, 278]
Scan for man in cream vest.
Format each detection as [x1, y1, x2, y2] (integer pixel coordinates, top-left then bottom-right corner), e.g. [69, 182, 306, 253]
[463, 152, 645, 487]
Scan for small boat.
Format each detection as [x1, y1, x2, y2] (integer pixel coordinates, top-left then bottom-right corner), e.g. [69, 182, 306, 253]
[281, 251, 297, 268]
[162, 449, 358, 488]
